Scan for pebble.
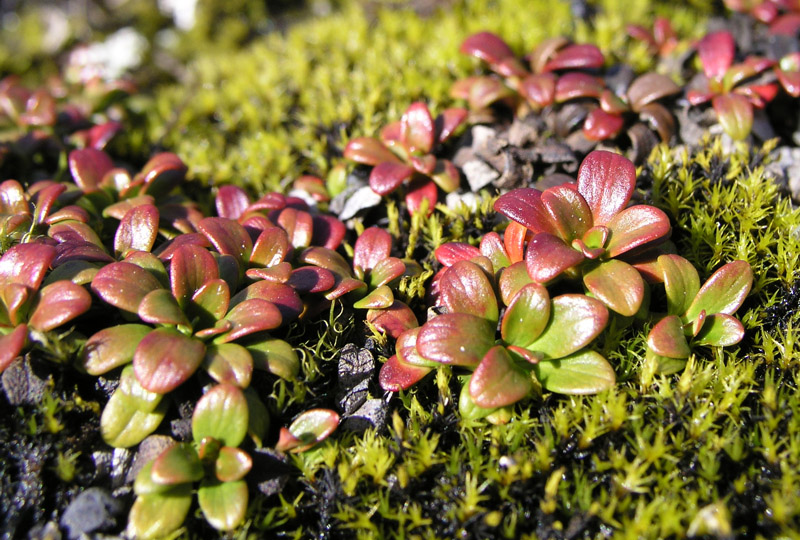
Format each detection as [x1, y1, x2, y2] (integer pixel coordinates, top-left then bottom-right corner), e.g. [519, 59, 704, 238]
[59, 487, 123, 540]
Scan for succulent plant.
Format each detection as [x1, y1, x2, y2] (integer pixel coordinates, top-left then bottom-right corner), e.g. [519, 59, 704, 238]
[275, 408, 340, 453]
[494, 150, 671, 316]
[687, 30, 779, 140]
[626, 17, 680, 59]
[645, 255, 753, 374]
[343, 101, 467, 215]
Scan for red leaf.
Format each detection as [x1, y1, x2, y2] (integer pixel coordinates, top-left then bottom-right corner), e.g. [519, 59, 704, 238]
[369, 162, 415, 196]
[434, 242, 481, 267]
[170, 245, 219, 308]
[299, 246, 353, 278]
[0, 243, 56, 290]
[769, 13, 800, 35]
[439, 261, 498, 322]
[134, 328, 206, 393]
[541, 185, 593, 242]
[697, 31, 735, 80]
[344, 137, 401, 166]
[583, 109, 625, 141]
[311, 215, 346, 250]
[401, 102, 435, 154]
[287, 266, 335, 293]
[114, 204, 160, 258]
[354, 227, 393, 274]
[275, 207, 314, 248]
[576, 150, 636, 226]
[435, 108, 468, 143]
[583, 260, 645, 317]
[69, 148, 114, 192]
[469, 346, 532, 408]
[543, 44, 604, 72]
[198, 217, 253, 266]
[459, 32, 515, 65]
[504, 221, 527, 264]
[0, 324, 28, 372]
[231, 281, 303, 322]
[215, 185, 251, 220]
[519, 73, 556, 109]
[219, 298, 282, 342]
[405, 177, 438, 216]
[525, 233, 584, 283]
[494, 188, 557, 235]
[92, 261, 164, 313]
[555, 72, 604, 102]
[250, 227, 290, 267]
[647, 315, 691, 359]
[379, 354, 431, 392]
[366, 300, 418, 339]
[140, 153, 187, 199]
[29, 280, 91, 331]
[467, 77, 514, 109]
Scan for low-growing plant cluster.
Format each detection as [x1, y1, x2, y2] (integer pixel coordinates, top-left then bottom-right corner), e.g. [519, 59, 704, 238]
[2, 0, 799, 538]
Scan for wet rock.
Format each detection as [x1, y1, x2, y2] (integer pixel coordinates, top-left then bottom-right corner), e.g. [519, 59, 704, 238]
[462, 159, 499, 191]
[60, 487, 123, 539]
[2, 357, 49, 406]
[337, 344, 375, 415]
[341, 399, 388, 433]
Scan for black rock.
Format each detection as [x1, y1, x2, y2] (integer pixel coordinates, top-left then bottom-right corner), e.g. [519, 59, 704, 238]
[338, 343, 375, 387]
[2, 357, 49, 406]
[59, 487, 123, 539]
[250, 447, 293, 497]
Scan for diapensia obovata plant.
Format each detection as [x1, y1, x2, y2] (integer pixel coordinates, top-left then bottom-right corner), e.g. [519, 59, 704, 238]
[379, 150, 752, 423]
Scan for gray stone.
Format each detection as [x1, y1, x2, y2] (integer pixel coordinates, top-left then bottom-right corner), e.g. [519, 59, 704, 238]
[338, 344, 375, 387]
[2, 357, 48, 406]
[337, 185, 382, 220]
[462, 159, 499, 192]
[342, 398, 388, 433]
[60, 488, 123, 539]
[27, 521, 61, 540]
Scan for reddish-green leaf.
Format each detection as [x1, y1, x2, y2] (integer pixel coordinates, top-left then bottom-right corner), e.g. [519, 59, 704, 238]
[541, 185, 593, 242]
[0, 324, 27, 373]
[685, 261, 752, 321]
[189, 278, 230, 328]
[520, 73, 556, 108]
[494, 188, 556, 235]
[658, 255, 700, 316]
[276, 408, 339, 453]
[533, 350, 615, 394]
[215, 185, 250, 220]
[525, 232, 584, 283]
[250, 226, 289, 267]
[369, 257, 406, 288]
[230, 281, 303, 322]
[434, 242, 481, 267]
[583, 260, 645, 317]
[467, 76, 514, 109]
[469, 346, 532, 408]
[127, 484, 192, 540]
[0, 179, 28, 214]
[501, 283, 551, 347]
[405, 177, 438, 217]
[712, 93, 753, 141]
[49, 220, 104, 248]
[28, 280, 91, 331]
[299, 246, 353, 278]
[140, 152, 187, 199]
[480, 232, 511, 270]
[697, 31, 735, 80]
[276, 207, 313, 248]
[198, 217, 253, 266]
[435, 108, 468, 142]
[543, 43, 604, 72]
[311, 215, 346, 250]
[151, 443, 203, 485]
[0, 243, 56, 290]
[528, 294, 608, 359]
[576, 150, 636, 227]
[114, 204, 159, 258]
[344, 137, 402, 166]
[416, 313, 495, 366]
[353, 285, 394, 309]
[354, 227, 392, 275]
[369, 162, 415, 196]
[396, 327, 437, 368]
[647, 315, 691, 358]
[694, 313, 745, 347]
[246, 337, 299, 379]
[439, 260, 498, 323]
[401, 102, 435, 154]
[218, 298, 282, 342]
[82, 324, 151, 375]
[203, 343, 253, 388]
[192, 383, 249, 447]
[92, 262, 164, 314]
[379, 354, 432, 391]
[138, 288, 189, 327]
[134, 328, 205, 393]
[246, 262, 292, 283]
[604, 205, 671, 258]
[498, 261, 534, 306]
[287, 266, 335, 293]
[170, 245, 219, 308]
[215, 447, 252, 482]
[366, 300, 418, 339]
[460, 32, 514, 65]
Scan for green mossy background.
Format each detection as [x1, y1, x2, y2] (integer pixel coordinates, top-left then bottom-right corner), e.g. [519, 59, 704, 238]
[3, 0, 800, 538]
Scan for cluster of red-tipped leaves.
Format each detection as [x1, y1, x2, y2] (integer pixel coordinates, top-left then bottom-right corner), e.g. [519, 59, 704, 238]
[724, 0, 800, 34]
[627, 17, 680, 58]
[380, 249, 614, 422]
[644, 255, 753, 374]
[495, 150, 670, 316]
[344, 102, 467, 215]
[687, 30, 779, 140]
[0, 243, 91, 371]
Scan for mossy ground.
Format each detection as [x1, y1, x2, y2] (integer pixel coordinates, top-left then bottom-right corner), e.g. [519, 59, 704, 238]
[3, 1, 800, 538]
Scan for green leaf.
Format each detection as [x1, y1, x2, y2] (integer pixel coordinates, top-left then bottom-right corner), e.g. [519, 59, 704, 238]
[198, 217, 253, 267]
[0, 324, 28, 373]
[203, 343, 253, 388]
[416, 313, 496, 366]
[479, 232, 511, 270]
[685, 261, 752, 321]
[658, 255, 700, 316]
[188, 278, 230, 328]
[127, 485, 192, 540]
[198, 479, 248, 531]
[438, 261, 498, 323]
[245, 337, 300, 380]
[217, 298, 283, 343]
[583, 259, 645, 316]
[215, 447, 252, 482]
[498, 261, 534, 306]
[250, 227, 290, 267]
[604, 205, 671, 258]
[82, 324, 152, 375]
[458, 379, 497, 421]
[694, 313, 745, 347]
[133, 328, 206, 394]
[369, 257, 406, 288]
[353, 285, 394, 309]
[101, 367, 167, 448]
[138, 288, 189, 328]
[527, 295, 608, 359]
[124, 251, 169, 288]
[541, 185, 592, 242]
[469, 346, 532, 408]
[298, 246, 353, 278]
[192, 384, 249, 447]
[712, 93, 753, 141]
[645, 348, 687, 375]
[243, 387, 270, 446]
[151, 443, 203, 485]
[534, 350, 615, 394]
[501, 283, 550, 348]
[647, 315, 691, 359]
[395, 327, 437, 368]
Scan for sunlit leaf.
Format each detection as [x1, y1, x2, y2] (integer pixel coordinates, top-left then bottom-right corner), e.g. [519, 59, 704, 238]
[685, 261, 752, 321]
[401, 102, 435, 154]
[604, 205, 671, 258]
[647, 315, 691, 358]
[697, 30, 735, 79]
[28, 280, 91, 331]
[525, 232, 584, 283]
[583, 259, 645, 317]
[498, 261, 534, 306]
[245, 337, 299, 379]
[250, 227, 290, 267]
[170, 245, 219, 308]
[501, 283, 551, 347]
[0, 243, 56, 290]
[133, 328, 205, 394]
[92, 262, 163, 314]
[528, 294, 608, 359]
[151, 443, 203, 485]
[712, 93, 753, 141]
[534, 350, 615, 394]
[127, 485, 192, 540]
[344, 137, 401, 166]
[469, 346, 532, 408]
[215, 185, 250, 220]
[82, 324, 151, 375]
[366, 300, 418, 339]
[138, 288, 189, 328]
[101, 367, 167, 448]
[218, 298, 282, 342]
[204, 343, 253, 388]
[114, 204, 159, 259]
[198, 479, 248, 531]
[198, 217, 253, 267]
[576, 150, 636, 226]
[192, 383, 249, 447]
[460, 31, 514, 65]
[276, 408, 339, 453]
[439, 260, 498, 323]
[215, 447, 252, 482]
[379, 354, 432, 391]
[494, 188, 555, 235]
[658, 255, 700, 316]
[541, 185, 592, 242]
[694, 313, 745, 347]
[434, 242, 481, 267]
[416, 313, 495, 366]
